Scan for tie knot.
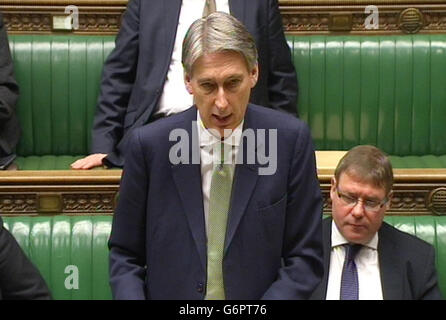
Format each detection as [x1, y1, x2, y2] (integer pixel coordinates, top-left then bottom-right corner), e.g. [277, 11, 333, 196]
[345, 244, 362, 261]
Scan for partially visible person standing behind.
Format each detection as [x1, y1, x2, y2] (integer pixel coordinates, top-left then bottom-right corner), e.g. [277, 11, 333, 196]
[71, 0, 298, 170]
[311, 145, 442, 300]
[0, 12, 20, 171]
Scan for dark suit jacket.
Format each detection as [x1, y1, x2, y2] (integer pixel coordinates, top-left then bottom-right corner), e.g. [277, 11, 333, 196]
[0, 13, 20, 168]
[109, 104, 322, 299]
[311, 217, 443, 300]
[0, 216, 51, 299]
[91, 0, 298, 167]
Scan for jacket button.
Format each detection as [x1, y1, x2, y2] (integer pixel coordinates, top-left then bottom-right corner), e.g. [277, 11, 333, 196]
[197, 282, 204, 293]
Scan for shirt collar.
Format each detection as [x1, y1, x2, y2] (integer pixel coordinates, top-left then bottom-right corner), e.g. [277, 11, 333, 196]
[331, 219, 378, 250]
[197, 110, 244, 148]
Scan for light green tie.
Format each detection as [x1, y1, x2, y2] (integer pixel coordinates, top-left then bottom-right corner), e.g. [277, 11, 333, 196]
[205, 143, 233, 300]
[203, 0, 217, 17]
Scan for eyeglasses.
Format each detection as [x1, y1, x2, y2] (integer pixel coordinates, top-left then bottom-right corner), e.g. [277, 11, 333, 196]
[336, 187, 389, 213]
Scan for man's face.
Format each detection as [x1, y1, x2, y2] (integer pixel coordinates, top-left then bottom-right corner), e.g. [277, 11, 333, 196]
[330, 171, 390, 245]
[184, 51, 258, 137]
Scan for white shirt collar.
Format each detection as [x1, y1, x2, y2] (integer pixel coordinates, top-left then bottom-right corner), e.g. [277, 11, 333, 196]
[331, 219, 378, 250]
[197, 110, 244, 148]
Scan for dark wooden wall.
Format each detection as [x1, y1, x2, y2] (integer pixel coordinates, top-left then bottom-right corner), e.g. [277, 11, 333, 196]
[1, 0, 445, 34]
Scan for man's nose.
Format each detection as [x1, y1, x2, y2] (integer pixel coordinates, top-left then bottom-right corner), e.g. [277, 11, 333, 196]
[351, 200, 365, 218]
[215, 87, 229, 111]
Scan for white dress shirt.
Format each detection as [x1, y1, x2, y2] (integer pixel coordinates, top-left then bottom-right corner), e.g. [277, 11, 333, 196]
[326, 220, 384, 300]
[197, 111, 242, 235]
[157, 0, 230, 116]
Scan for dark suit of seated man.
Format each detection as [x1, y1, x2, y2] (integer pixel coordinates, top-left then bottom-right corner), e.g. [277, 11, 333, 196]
[0, 216, 51, 299]
[109, 12, 323, 300]
[0, 12, 20, 171]
[311, 145, 442, 300]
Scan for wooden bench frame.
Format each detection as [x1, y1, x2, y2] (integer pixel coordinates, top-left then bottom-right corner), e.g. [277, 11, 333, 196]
[1, 0, 446, 35]
[0, 170, 120, 215]
[1, 153, 445, 216]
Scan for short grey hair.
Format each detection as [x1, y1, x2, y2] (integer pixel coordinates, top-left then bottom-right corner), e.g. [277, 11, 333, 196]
[182, 11, 258, 75]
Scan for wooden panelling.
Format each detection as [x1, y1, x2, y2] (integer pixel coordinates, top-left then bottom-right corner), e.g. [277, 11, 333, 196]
[1, 156, 445, 216]
[1, 0, 446, 34]
[0, 171, 120, 215]
[0, 0, 125, 34]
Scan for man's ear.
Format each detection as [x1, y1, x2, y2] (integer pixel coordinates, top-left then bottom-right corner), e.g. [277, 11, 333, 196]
[249, 64, 259, 88]
[386, 190, 393, 210]
[330, 177, 337, 200]
[184, 73, 193, 94]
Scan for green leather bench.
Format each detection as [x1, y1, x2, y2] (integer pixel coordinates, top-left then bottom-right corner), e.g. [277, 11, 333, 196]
[288, 34, 446, 168]
[2, 215, 445, 299]
[3, 215, 112, 299]
[8, 35, 115, 170]
[8, 34, 446, 169]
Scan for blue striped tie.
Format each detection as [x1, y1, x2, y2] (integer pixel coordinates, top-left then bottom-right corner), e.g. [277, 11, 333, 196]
[340, 244, 362, 300]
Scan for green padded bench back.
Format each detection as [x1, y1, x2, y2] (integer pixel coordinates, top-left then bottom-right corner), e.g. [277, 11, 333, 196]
[287, 35, 446, 163]
[2, 215, 445, 299]
[3, 215, 112, 300]
[8, 35, 115, 159]
[7, 34, 446, 168]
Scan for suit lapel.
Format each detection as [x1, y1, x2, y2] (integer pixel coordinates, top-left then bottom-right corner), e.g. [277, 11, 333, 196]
[224, 106, 259, 253]
[171, 108, 207, 271]
[378, 223, 403, 300]
[311, 218, 333, 299]
[228, 0, 245, 21]
[224, 163, 259, 253]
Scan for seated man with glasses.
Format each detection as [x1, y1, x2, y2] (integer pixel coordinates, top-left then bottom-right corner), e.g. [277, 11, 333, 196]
[311, 145, 442, 300]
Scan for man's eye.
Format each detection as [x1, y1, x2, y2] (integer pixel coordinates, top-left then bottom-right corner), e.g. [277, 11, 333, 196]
[342, 194, 357, 204]
[200, 83, 215, 91]
[365, 200, 380, 208]
[227, 79, 241, 88]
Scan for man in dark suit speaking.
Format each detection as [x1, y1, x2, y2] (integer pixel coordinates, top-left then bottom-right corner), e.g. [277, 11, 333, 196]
[71, 0, 298, 170]
[311, 145, 442, 300]
[109, 12, 323, 300]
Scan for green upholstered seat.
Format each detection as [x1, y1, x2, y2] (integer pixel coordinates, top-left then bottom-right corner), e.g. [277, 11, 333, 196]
[2, 215, 445, 299]
[8, 35, 116, 170]
[7, 34, 446, 169]
[389, 155, 446, 168]
[287, 35, 446, 168]
[3, 215, 112, 300]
